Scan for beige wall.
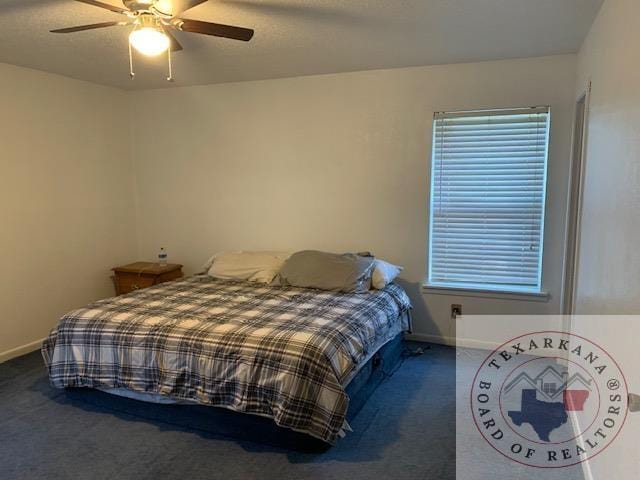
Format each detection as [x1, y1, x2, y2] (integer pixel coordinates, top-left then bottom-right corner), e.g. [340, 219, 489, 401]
[574, 0, 640, 315]
[0, 54, 579, 357]
[573, 4, 640, 472]
[0, 63, 137, 359]
[130, 55, 577, 341]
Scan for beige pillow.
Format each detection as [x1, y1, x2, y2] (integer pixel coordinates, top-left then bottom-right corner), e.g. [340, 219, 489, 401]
[208, 251, 290, 284]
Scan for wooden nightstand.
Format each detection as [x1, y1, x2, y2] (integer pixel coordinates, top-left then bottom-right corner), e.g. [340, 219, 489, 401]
[112, 262, 183, 296]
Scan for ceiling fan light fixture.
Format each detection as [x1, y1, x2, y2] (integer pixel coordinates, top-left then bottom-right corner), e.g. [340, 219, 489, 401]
[129, 27, 170, 56]
[51, 0, 255, 80]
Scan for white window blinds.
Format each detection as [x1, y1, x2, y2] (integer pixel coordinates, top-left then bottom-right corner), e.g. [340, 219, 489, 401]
[428, 107, 550, 293]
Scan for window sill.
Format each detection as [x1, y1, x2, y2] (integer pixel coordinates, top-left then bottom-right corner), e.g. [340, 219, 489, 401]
[421, 284, 550, 302]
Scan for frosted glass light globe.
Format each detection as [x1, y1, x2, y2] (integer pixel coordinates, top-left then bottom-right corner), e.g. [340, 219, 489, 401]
[129, 27, 170, 57]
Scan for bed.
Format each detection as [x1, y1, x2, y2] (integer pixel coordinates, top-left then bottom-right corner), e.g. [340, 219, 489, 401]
[42, 274, 412, 444]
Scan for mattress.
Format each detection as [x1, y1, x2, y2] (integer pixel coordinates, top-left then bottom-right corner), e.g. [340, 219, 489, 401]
[42, 275, 411, 443]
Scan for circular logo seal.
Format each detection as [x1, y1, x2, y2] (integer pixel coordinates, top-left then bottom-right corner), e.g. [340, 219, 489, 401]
[470, 331, 629, 468]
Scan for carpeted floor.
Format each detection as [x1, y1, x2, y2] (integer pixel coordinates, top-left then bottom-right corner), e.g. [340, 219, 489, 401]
[0, 342, 455, 480]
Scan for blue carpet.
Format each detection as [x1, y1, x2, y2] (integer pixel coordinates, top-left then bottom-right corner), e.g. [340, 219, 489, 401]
[0, 342, 455, 480]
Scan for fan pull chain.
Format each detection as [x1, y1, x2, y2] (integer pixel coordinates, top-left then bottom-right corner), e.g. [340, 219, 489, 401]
[128, 41, 135, 79]
[166, 48, 173, 82]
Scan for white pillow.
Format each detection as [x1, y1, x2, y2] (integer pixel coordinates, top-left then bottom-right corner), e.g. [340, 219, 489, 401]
[371, 259, 403, 289]
[207, 251, 290, 284]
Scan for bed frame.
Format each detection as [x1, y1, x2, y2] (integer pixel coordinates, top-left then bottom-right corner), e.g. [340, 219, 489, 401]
[64, 333, 405, 451]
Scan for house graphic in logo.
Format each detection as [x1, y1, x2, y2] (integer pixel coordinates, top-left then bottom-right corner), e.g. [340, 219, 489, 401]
[503, 366, 593, 441]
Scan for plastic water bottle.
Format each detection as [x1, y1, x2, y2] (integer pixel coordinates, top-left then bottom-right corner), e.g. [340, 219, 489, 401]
[158, 247, 168, 266]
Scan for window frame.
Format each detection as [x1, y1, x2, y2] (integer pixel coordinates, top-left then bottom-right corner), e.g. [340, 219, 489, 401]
[426, 106, 551, 296]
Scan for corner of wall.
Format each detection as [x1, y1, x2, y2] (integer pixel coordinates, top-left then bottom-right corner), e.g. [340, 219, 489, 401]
[125, 90, 143, 262]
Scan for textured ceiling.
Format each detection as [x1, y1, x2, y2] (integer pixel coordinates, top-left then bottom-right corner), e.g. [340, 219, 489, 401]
[0, 0, 603, 90]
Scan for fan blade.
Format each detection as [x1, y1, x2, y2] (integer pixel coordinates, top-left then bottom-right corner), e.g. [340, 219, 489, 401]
[163, 28, 183, 51]
[154, 0, 207, 16]
[177, 19, 254, 41]
[73, 0, 128, 15]
[50, 21, 129, 33]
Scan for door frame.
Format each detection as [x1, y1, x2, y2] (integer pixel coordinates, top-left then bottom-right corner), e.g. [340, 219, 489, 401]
[561, 81, 591, 316]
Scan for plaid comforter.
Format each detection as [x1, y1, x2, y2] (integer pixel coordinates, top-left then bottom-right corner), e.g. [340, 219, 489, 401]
[42, 275, 411, 443]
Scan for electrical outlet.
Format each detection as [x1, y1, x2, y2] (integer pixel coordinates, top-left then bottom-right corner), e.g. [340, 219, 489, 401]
[451, 304, 462, 319]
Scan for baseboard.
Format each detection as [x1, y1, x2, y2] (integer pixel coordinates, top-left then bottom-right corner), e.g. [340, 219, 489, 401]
[405, 333, 456, 346]
[0, 338, 45, 364]
[405, 333, 501, 351]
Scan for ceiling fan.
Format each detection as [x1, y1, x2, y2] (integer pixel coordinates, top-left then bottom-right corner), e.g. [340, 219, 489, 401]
[51, 0, 254, 81]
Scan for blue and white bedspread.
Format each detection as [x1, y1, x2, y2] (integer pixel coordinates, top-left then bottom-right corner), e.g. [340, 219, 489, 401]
[42, 275, 411, 443]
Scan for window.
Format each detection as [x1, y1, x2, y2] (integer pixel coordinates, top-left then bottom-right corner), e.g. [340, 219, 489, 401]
[427, 107, 550, 294]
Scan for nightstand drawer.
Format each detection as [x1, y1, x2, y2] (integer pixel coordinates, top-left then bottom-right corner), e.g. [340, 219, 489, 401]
[156, 269, 183, 283]
[115, 273, 157, 295]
